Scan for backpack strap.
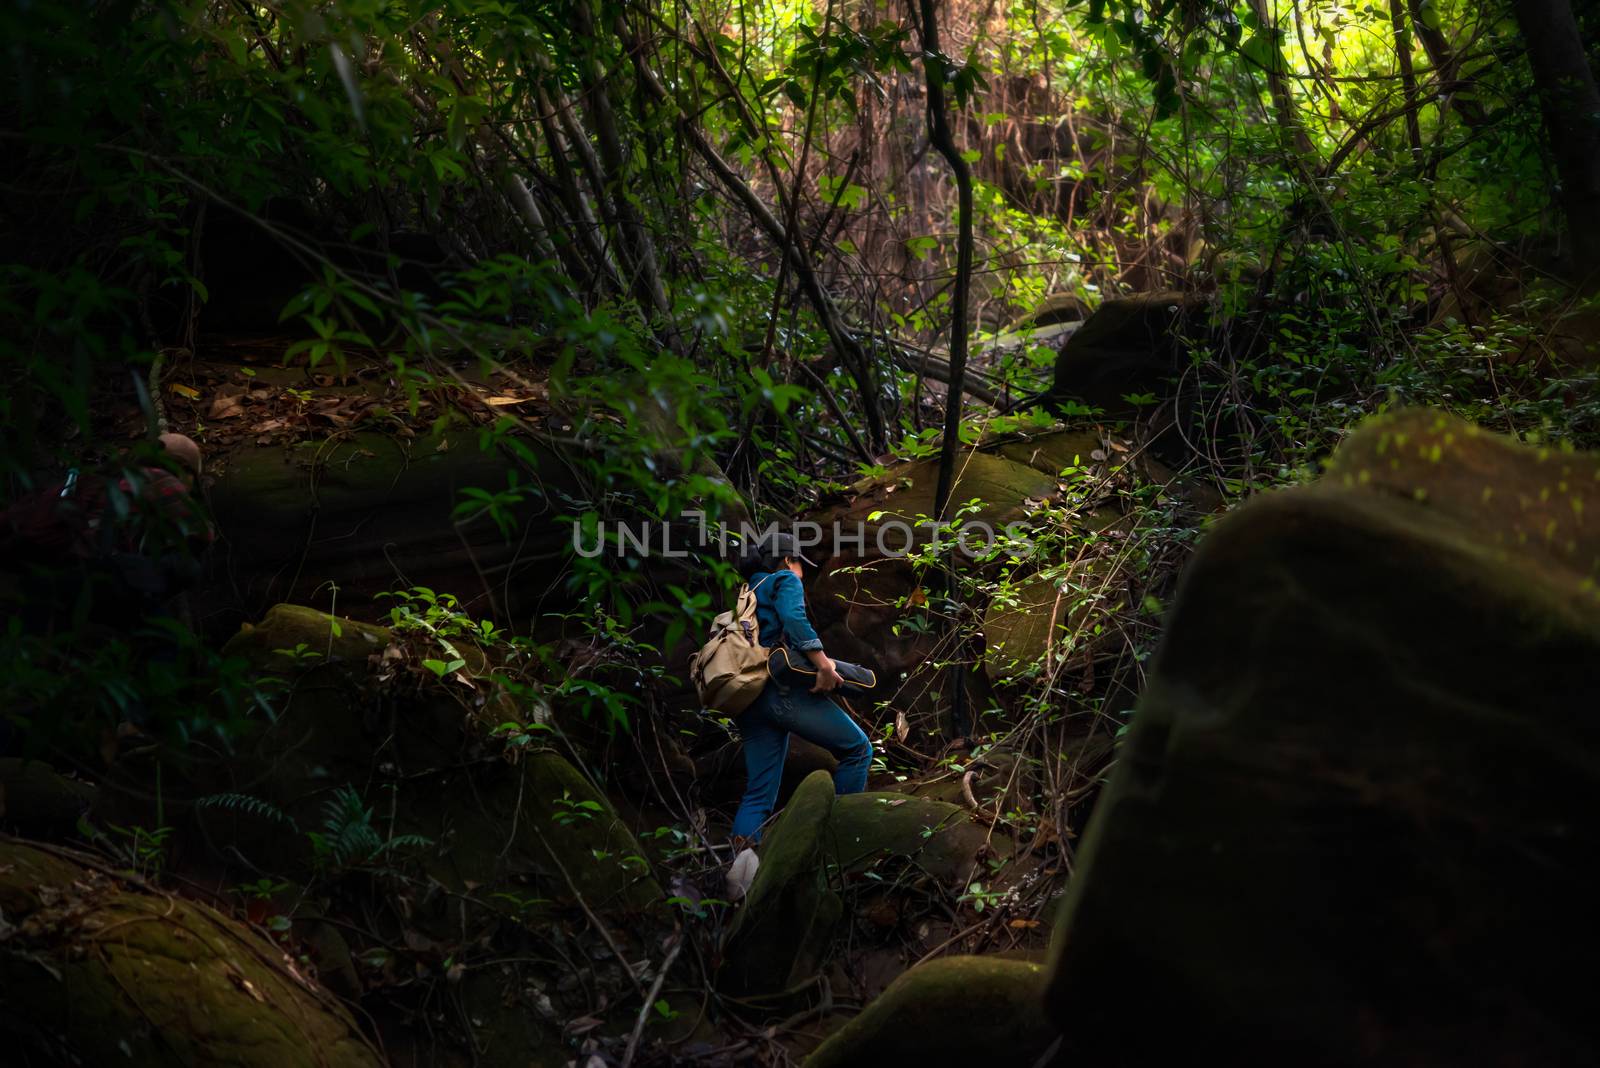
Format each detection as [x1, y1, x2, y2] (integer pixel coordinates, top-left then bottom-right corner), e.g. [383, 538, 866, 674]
[737, 572, 777, 647]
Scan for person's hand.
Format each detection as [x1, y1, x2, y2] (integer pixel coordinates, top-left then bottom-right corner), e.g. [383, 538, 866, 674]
[812, 658, 845, 693]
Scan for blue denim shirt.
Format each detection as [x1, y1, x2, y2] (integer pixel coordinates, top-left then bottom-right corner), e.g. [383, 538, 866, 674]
[747, 569, 824, 652]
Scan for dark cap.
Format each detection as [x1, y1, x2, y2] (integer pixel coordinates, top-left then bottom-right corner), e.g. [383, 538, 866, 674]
[762, 531, 818, 569]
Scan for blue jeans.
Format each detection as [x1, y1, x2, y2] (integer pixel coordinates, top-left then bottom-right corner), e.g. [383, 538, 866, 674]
[730, 679, 873, 842]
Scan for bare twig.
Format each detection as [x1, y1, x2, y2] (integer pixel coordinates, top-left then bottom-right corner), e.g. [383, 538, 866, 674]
[620, 928, 685, 1068]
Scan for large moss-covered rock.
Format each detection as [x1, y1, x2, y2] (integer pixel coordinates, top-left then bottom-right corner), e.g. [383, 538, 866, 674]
[831, 793, 993, 886]
[804, 956, 1058, 1067]
[720, 777, 1008, 998]
[0, 838, 382, 1066]
[798, 453, 1060, 732]
[198, 430, 581, 629]
[809, 451, 1058, 541]
[1323, 410, 1600, 577]
[719, 771, 841, 997]
[208, 605, 659, 913]
[980, 566, 1128, 682]
[1044, 409, 1600, 1065]
[223, 601, 394, 665]
[409, 749, 660, 913]
[990, 428, 1102, 477]
[798, 433, 1150, 725]
[1048, 290, 1211, 418]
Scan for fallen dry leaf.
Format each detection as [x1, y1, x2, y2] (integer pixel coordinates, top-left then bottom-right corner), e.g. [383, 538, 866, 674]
[208, 394, 245, 419]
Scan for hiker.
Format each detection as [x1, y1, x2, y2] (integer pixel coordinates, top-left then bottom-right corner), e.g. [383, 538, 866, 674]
[730, 533, 873, 845]
[1, 432, 214, 634]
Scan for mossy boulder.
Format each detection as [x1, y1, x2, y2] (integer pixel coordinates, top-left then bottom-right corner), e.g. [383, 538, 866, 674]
[207, 605, 660, 914]
[199, 430, 581, 628]
[989, 428, 1102, 477]
[799, 434, 1144, 725]
[720, 776, 1007, 998]
[893, 748, 1047, 823]
[808, 451, 1058, 543]
[1048, 290, 1211, 418]
[1322, 409, 1600, 580]
[719, 771, 842, 998]
[407, 749, 660, 914]
[1044, 408, 1600, 1065]
[223, 601, 394, 665]
[0, 838, 382, 1066]
[980, 566, 1127, 682]
[803, 956, 1058, 1067]
[831, 793, 993, 885]
[214, 603, 466, 795]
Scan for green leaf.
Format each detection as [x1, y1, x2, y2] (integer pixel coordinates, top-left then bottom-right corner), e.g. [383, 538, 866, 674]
[1239, 30, 1286, 74]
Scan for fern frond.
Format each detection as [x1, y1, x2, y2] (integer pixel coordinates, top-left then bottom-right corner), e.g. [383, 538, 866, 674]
[196, 792, 298, 831]
[379, 834, 435, 855]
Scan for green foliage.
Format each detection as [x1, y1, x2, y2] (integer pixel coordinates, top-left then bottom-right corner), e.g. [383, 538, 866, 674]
[306, 784, 433, 874]
[197, 792, 298, 830]
[2, 612, 281, 765]
[551, 789, 605, 826]
[231, 877, 292, 902]
[958, 880, 1006, 914]
[81, 820, 175, 879]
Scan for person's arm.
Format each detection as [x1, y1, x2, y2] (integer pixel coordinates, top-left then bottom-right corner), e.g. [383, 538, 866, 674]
[774, 571, 844, 692]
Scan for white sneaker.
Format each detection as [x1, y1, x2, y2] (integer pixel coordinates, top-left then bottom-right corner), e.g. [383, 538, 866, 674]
[726, 847, 759, 901]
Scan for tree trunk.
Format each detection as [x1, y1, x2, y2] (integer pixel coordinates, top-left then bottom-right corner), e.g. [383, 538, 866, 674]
[623, 31, 888, 451]
[1511, 0, 1600, 285]
[1245, 0, 1317, 162]
[1406, 0, 1486, 127]
[918, 0, 976, 525]
[918, 0, 977, 740]
[571, 2, 672, 317]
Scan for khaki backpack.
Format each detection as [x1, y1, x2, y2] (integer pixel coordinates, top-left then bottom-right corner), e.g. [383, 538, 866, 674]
[688, 575, 773, 715]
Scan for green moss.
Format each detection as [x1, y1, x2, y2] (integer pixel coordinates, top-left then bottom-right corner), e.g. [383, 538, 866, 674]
[1326, 408, 1600, 580]
[719, 771, 841, 997]
[1044, 409, 1600, 1064]
[804, 956, 1056, 1067]
[221, 602, 391, 668]
[0, 840, 382, 1067]
[991, 429, 1103, 477]
[214, 606, 660, 916]
[512, 751, 661, 911]
[811, 451, 1058, 537]
[207, 429, 580, 616]
[830, 793, 992, 885]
